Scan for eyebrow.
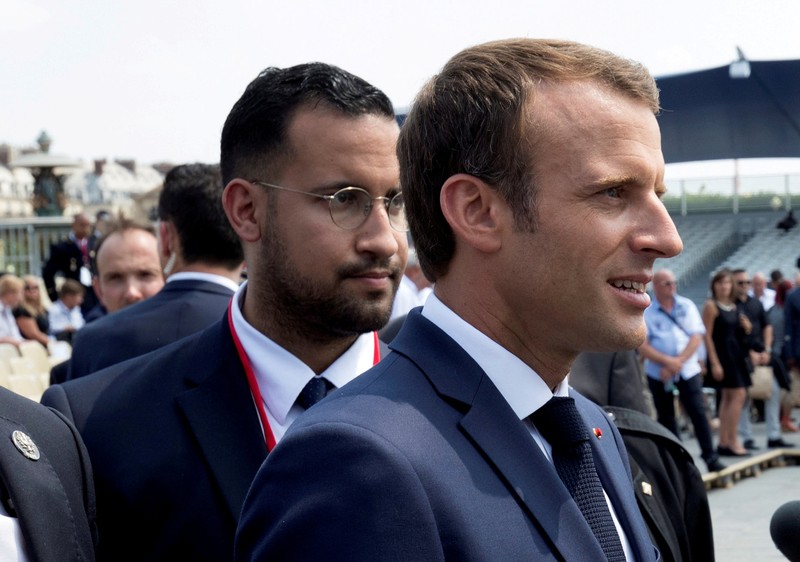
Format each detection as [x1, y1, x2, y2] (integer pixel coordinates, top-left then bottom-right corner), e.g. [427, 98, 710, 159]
[590, 175, 667, 195]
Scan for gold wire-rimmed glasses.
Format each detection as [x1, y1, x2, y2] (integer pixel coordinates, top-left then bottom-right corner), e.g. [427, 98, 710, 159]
[250, 180, 408, 232]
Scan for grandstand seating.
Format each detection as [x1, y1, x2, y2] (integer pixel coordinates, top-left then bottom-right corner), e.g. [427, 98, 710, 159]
[656, 210, 800, 308]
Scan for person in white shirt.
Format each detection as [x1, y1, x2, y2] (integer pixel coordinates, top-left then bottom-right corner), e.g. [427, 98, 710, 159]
[47, 279, 85, 343]
[0, 275, 25, 346]
[751, 271, 776, 312]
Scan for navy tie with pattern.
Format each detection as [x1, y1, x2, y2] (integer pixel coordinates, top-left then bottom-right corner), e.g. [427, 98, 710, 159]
[531, 397, 626, 562]
[300, 376, 330, 410]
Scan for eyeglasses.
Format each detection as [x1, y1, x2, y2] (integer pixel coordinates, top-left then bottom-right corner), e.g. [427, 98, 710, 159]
[251, 181, 408, 232]
[24, 285, 38, 291]
[660, 281, 677, 287]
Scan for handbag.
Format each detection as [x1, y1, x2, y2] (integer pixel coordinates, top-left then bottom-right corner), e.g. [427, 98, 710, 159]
[749, 365, 774, 400]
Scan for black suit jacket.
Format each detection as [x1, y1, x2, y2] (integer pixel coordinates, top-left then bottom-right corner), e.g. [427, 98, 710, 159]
[42, 236, 98, 313]
[570, 350, 652, 415]
[0, 387, 97, 562]
[66, 279, 234, 381]
[42, 318, 265, 561]
[236, 310, 657, 561]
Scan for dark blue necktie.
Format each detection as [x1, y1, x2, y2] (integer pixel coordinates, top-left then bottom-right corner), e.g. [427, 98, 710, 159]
[531, 397, 626, 562]
[299, 376, 331, 410]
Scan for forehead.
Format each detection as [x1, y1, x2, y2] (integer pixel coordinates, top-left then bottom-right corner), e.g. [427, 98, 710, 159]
[277, 106, 400, 188]
[97, 230, 158, 271]
[527, 80, 663, 183]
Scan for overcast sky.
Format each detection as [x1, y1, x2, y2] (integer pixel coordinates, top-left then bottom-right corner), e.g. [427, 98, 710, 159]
[2, 0, 799, 178]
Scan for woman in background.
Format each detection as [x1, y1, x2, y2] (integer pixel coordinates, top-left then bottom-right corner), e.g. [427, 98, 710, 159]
[14, 275, 51, 347]
[703, 269, 751, 457]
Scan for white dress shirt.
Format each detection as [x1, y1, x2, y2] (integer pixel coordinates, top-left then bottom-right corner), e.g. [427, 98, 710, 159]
[0, 306, 21, 340]
[165, 271, 241, 293]
[229, 281, 378, 443]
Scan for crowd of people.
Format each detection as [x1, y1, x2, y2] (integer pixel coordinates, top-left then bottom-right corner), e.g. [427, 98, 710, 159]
[1, 37, 798, 562]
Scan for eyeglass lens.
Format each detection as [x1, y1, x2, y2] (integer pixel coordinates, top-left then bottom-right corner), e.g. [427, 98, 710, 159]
[330, 188, 407, 231]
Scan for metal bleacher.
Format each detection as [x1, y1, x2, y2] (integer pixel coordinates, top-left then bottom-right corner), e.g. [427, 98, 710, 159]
[657, 210, 800, 308]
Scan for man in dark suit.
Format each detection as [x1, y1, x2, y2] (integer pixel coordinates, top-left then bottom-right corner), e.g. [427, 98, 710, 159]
[42, 212, 98, 314]
[236, 39, 683, 560]
[0, 386, 97, 561]
[42, 63, 407, 561]
[65, 163, 244, 380]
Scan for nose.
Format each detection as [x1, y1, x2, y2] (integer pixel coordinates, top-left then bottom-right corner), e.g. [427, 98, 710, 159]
[355, 202, 403, 260]
[124, 281, 145, 304]
[634, 194, 683, 259]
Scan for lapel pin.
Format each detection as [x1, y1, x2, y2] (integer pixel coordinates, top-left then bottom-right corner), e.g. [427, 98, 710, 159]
[593, 427, 603, 439]
[11, 430, 40, 461]
[641, 481, 653, 496]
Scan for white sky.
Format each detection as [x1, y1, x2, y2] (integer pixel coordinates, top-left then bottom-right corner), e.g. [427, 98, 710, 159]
[2, 0, 800, 179]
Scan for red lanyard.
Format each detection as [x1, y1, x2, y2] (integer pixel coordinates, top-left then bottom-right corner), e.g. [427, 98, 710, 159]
[227, 302, 381, 452]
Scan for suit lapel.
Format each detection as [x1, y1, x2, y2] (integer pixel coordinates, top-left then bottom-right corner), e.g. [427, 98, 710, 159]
[391, 311, 607, 561]
[575, 394, 656, 561]
[175, 320, 267, 520]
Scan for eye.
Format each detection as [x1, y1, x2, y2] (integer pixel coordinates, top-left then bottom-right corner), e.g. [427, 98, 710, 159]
[332, 189, 361, 207]
[604, 186, 622, 199]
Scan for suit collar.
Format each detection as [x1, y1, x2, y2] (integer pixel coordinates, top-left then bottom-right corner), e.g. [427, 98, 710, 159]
[175, 318, 267, 519]
[391, 311, 655, 561]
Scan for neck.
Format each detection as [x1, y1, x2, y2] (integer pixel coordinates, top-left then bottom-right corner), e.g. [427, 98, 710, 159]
[436, 285, 572, 390]
[241, 290, 359, 375]
[173, 262, 243, 283]
[658, 296, 674, 311]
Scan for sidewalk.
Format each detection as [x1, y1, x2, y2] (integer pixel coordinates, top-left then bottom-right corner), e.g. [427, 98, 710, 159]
[678, 409, 800, 561]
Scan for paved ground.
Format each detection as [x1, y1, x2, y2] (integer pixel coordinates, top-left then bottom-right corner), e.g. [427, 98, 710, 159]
[678, 408, 800, 561]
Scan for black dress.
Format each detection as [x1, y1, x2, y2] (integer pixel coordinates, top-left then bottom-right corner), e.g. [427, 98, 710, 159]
[13, 306, 49, 335]
[709, 302, 750, 388]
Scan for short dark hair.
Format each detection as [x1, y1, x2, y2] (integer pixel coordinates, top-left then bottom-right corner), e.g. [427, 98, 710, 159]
[59, 278, 85, 298]
[158, 163, 243, 269]
[398, 39, 660, 281]
[92, 218, 156, 276]
[220, 62, 395, 185]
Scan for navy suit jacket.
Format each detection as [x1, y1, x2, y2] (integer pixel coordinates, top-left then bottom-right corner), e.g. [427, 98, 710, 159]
[236, 310, 658, 561]
[42, 237, 99, 314]
[66, 279, 234, 381]
[42, 318, 265, 561]
[0, 387, 97, 562]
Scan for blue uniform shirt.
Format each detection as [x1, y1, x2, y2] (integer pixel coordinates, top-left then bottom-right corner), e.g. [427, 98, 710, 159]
[642, 294, 706, 380]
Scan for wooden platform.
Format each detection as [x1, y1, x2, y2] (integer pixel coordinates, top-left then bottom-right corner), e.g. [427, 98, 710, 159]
[703, 448, 800, 489]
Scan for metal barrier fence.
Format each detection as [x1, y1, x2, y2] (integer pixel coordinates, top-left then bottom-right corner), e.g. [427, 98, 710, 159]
[0, 217, 73, 277]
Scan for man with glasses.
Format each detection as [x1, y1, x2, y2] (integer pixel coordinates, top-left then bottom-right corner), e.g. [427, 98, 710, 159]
[639, 269, 725, 472]
[732, 268, 793, 451]
[42, 63, 406, 561]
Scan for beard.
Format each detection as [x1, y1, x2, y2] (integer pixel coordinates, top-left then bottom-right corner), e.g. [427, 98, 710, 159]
[254, 224, 401, 341]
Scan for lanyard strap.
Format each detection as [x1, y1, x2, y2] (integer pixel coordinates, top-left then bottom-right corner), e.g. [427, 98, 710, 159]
[227, 301, 381, 452]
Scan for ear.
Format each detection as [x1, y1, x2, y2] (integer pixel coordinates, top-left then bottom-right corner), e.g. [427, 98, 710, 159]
[440, 173, 506, 254]
[222, 180, 262, 243]
[157, 220, 175, 262]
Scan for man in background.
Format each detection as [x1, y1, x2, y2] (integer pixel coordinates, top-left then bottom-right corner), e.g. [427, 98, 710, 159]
[734, 268, 793, 450]
[42, 212, 98, 314]
[639, 268, 725, 472]
[65, 163, 243, 379]
[49, 220, 164, 384]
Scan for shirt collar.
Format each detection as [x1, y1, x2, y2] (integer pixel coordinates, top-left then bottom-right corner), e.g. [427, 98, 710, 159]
[230, 281, 376, 425]
[421, 293, 568, 421]
[166, 271, 240, 293]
